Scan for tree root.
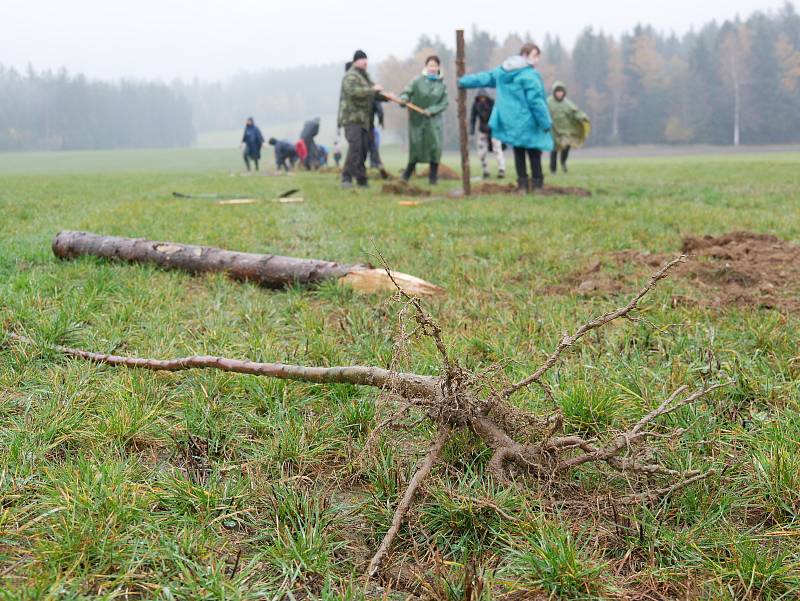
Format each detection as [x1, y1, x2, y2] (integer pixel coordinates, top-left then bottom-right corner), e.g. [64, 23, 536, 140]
[366, 424, 452, 578]
[3, 254, 732, 581]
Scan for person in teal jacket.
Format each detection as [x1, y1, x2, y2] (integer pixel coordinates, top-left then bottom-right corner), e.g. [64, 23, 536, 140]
[458, 43, 553, 191]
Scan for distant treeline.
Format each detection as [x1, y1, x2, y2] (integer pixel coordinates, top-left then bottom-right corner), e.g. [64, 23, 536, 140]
[0, 67, 195, 151]
[176, 64, 343, 135]
[378, 3, 800, 148]
[2, 3, 799, 151]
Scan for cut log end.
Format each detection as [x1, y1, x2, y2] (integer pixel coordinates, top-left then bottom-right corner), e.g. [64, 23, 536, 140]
[340, 269, 445, 297]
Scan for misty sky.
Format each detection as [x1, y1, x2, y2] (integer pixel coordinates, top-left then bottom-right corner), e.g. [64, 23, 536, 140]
[1, 0, 789, 81]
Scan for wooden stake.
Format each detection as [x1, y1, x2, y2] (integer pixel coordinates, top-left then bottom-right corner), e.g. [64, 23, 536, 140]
[456, 29, 471, 196]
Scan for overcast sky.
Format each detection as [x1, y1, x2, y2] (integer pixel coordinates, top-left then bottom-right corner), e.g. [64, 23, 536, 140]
[0, 0, 789, 81]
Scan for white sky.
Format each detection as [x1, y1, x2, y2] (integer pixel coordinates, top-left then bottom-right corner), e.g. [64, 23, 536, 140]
[0, 0, 789, 81]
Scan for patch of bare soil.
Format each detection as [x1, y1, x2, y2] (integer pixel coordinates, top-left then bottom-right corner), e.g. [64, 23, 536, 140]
[381, 181, 431, 197]
[550, 231, 800, 311]
[420, 164, 460, 180]
[471, 182, 592, 196]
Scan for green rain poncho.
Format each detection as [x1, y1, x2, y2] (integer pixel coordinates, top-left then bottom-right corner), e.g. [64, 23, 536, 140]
[547, 81, 590, 150]
[400, 71, 449, 163]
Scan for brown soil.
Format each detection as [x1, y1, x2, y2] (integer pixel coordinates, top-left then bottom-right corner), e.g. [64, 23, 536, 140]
[381, 181, 431, 197]
[420, 164, 460, 180]
[550, 231, 800, 311]
[470, 182, 592, 196]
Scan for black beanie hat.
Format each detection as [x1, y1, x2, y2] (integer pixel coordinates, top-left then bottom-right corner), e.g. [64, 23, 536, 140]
[268, 137, 277, 145]
[353, 49, 367, 62]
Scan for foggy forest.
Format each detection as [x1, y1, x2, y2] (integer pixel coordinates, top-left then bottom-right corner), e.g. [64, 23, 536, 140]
[2, 3, 799, 152]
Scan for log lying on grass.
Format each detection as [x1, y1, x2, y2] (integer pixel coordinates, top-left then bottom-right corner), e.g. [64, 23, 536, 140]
[52, 231, 444, 296]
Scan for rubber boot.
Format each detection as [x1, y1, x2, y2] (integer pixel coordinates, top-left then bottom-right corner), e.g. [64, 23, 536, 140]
[516, 177, 529, 194]
[401, 162, 416, 182]
[429, 162, 439, 185]
[531, 177, 544, 191]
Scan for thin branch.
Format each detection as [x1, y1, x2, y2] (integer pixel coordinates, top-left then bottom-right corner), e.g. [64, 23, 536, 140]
[366, 424, 452, 579]
[501, 255, 687, 399]
[5, 332, 438, 399]
[617, 469, 716, 505]
[552, 382, 730, 472]
[374, 249, 457, 395]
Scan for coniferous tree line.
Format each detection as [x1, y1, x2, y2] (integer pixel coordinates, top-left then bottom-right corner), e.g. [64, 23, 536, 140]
[1, 3, 798, 151]
[0, 66, 195, 151]
[379, 3, 800, 148]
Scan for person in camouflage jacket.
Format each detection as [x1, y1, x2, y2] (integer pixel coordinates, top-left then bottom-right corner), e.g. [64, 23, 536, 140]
[338, 50, 384, 188]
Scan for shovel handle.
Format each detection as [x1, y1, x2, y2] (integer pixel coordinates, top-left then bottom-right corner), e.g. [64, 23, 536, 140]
[383, 92, 429, 116]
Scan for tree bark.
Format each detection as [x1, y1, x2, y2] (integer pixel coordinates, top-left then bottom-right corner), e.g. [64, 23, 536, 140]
[52, 231, 444, 296]
[456, 29, 471, 196]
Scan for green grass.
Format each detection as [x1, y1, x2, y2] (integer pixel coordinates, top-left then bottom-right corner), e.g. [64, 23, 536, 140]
[2, 148, 800, 598]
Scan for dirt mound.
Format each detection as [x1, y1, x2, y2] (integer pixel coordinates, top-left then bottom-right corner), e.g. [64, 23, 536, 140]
[539, 185, 592, 197]
[381, 181, 431, 197]
[550, 231, 800, 311]
[470, 182, 592, 196]
[420, 164, 460, 180]
[473, 182, 517, 194]
[681, 231, 780, 253]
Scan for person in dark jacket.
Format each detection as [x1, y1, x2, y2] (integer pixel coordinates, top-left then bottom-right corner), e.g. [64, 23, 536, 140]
[338, 50, 384, 188]
[300, 117, 321, 170]
[268, 137, 298, 172]
[241, 117, 264, 171]
[459, 43, 553, 192]
[470, 90, 506, 179]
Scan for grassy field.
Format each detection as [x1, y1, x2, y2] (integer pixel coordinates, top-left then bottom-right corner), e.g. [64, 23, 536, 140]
[2, 147, 800, 599]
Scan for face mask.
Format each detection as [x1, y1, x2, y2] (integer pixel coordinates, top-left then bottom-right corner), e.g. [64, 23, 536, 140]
[426, 73, 438, 80]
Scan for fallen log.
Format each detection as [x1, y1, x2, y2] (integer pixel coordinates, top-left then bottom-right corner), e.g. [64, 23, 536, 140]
[51, 231, 444, 296]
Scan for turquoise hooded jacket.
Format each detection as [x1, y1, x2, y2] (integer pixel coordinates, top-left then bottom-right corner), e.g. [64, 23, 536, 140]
[458, 56, 553, 151]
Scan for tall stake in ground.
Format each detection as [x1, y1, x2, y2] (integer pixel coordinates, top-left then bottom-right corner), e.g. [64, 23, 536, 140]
[456, 29, 471, 196]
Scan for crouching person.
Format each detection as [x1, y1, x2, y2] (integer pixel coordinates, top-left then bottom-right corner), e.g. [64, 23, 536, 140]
[268, 137, 298, 172]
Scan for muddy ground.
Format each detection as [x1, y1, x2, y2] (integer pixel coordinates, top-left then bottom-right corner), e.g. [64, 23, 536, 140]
[551, 231, 800, 311]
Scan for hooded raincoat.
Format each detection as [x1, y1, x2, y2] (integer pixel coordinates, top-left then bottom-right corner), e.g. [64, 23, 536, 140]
[399, 71, 449, 164]
[458, 56, 553, 151]
[547, 81, 590, 149]
[242, 123, 264, 159]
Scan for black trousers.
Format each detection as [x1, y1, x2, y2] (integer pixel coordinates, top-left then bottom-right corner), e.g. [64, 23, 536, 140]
[243, 153, 259, 171]
[512, 147, 543, 184]
[342, 125, 370, 184]
[550, 146, 571, 172]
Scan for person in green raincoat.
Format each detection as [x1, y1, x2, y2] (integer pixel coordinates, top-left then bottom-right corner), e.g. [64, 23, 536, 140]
[547, 81, 590, 174]
[399, 55, 449, 185]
